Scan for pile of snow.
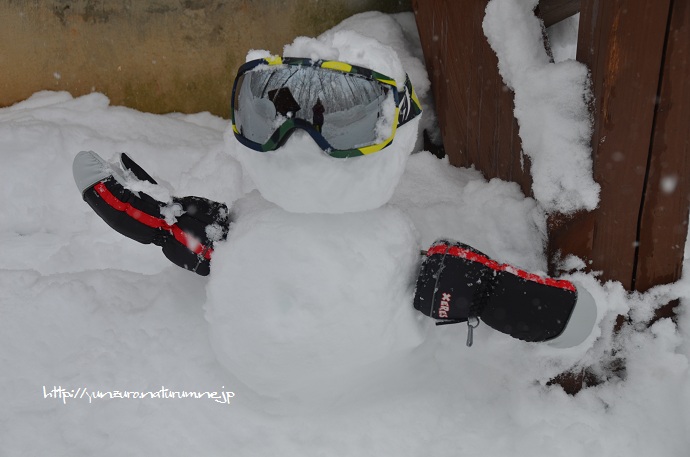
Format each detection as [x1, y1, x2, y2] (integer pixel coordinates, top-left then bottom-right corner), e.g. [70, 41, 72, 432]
[483, 0, 600, 213]
[0, 11, 688, 457]
[2, 86, 689, 457]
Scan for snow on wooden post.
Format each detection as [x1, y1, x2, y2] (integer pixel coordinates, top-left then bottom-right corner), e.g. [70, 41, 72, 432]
[549, 0, 690, 295]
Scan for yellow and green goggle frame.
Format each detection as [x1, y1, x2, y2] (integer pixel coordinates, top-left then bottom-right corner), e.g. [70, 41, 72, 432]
[230, 56, 422, 158]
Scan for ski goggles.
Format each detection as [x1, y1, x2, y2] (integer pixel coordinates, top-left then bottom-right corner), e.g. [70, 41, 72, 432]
[230, 56, 422, 158]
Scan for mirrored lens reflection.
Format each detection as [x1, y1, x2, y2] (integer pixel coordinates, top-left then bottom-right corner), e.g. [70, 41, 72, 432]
[234, 65, 395, 150]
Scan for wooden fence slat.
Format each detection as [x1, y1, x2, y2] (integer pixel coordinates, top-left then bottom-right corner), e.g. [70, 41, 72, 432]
[636, 0, 690, 292]
[548, 0, 672, 288]
[412, 0, 532, 197]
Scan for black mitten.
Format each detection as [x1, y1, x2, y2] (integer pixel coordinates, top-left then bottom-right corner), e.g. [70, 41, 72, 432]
[413, 239, 591, 345]
[73, 151, 230, 276]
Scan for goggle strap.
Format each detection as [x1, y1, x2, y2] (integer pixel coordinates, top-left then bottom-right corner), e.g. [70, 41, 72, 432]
[397, 75, 423, 127]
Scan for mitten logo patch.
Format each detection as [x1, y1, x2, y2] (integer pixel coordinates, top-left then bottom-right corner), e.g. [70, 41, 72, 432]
[439, 292, 451, 318]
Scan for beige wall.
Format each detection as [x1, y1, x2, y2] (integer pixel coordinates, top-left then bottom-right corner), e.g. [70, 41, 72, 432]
[0, 0, 411, 117]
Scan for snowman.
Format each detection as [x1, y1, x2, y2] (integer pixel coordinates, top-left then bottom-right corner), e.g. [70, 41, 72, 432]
[72, 15, 597, 406]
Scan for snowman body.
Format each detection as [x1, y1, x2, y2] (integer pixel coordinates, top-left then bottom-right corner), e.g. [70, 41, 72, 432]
[205, 189, 425, 400]
[204, 32, 429, 402]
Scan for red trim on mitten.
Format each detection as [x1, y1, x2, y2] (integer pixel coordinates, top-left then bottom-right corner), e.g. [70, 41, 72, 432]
[94, 182, 213, 260]
[427, 243, 575, 292]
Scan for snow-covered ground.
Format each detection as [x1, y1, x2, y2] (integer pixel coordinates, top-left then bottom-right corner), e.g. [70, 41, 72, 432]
[1, 7, 689, 457]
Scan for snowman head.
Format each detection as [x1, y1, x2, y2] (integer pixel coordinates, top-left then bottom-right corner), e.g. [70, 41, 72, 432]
[226, 31, 423, 214]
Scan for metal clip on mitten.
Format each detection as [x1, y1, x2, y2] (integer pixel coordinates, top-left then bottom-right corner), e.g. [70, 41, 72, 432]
[466, 316, 480, 347]
[413, 239, 597, 348]
[72, 151, 231, 276]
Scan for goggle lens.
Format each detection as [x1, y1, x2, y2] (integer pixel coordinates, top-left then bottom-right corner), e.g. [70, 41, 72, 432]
[231, 58, 421, 157]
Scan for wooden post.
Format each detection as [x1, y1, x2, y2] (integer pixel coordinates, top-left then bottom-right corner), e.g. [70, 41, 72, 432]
[538, 0, 581, 27]
[635, 0, 690, 292]
[549, 0, 690, 293]
[412, 0, 531, 197]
